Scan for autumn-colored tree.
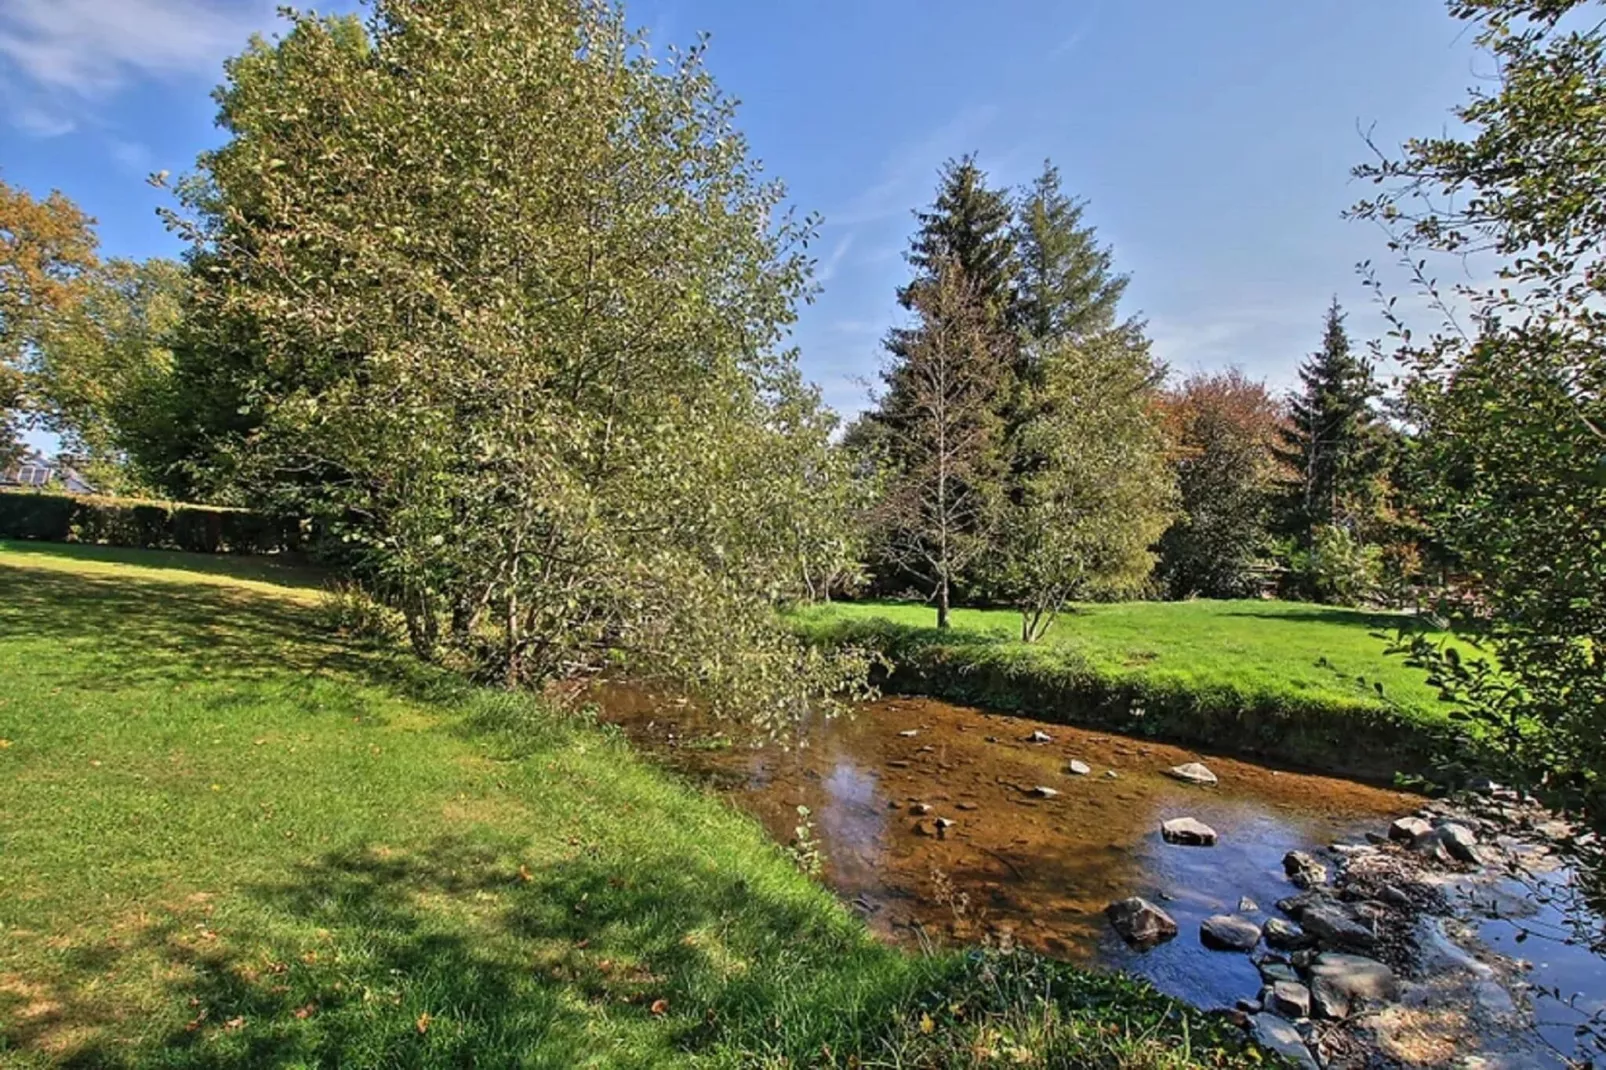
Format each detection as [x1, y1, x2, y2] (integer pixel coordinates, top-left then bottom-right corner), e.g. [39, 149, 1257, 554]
[1158, 370, 1286, 599]
[0, 178, 99, 467]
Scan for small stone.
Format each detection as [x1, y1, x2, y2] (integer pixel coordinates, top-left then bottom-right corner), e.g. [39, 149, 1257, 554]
[898, 729, 919, 738]
[1262, 980, 1312, 1019]
[1290, 948, 1317, 969]
[1437, 822, 1481, 864]
[1029, 785, 1060, 798]
[1166, 762, 1218, 785]
[1390, 816, 1433, 843]
[1200, 914, 1262, 952]
[1237, 998, 1263, 1015]
[1251, 1014, 1318, 1070]
[956, 801, 980, 812]
[1377, 884, 1413, 908]
[1308, 953, 1397, 1019]
[1066, 759, 1092, 776]
[1300, 904, 1376, 951]
[934, 817, 957, 839]
[1275, 890, 1330, 919]
[1161, 817, 1219, 846]
[1259, 961, 1300, 984]
[1239, 896, 1260, 913]
[1103, 770, 1119, 780]
[1025, 730, 1053, 744]
[912, 820, 936, 837]
[910, 802, 933, 815]
[1263, 917, 1315, 951]
[1105, 897, 1178, 948]
[1283, 851, 1328, 889]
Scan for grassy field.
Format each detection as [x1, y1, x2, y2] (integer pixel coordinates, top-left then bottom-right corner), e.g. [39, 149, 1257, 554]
[792, 600, 1475, 781]
[0, 541, 1255, 1069]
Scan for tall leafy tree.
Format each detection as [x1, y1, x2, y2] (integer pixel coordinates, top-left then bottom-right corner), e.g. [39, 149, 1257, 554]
[163, 0, 872, 724]
[1276, 298, 1380, 538]
[1158, 370, 1286, 599]
[1352, 0, 1606, 814]
[0, 178, 99, 468]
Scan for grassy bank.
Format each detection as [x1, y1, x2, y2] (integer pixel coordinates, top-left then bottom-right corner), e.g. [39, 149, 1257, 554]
[792, 600, 1475, 783]
[0, 541, 1256, 1068]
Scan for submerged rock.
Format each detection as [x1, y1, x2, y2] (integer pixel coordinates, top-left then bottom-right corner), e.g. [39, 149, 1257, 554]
[1283, 850, 1328, 889]
[1307, 952, 1397, 1019]
[1105, 897, 1178, 948]
[1239, 896, 1260, 913]
[1166, 762, 1218, 785]
[1160, 817, 1218, 846]
[1258, 960, 1301, 984]
[1200, 914, 1262, 951]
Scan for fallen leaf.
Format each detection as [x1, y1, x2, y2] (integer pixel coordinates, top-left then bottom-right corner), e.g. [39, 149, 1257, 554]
[919, 1013, 935, 1035]
[416, 1012, 432, 1034]
[517, 864, 532, 883]
[0, 739, 12, 749]
[224, 1017, 246, 1032]
[293, 1003, 317, 1020]
[650, 999, 669, 1016]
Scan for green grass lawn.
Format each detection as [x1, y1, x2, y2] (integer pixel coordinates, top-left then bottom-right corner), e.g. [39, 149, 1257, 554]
[0, 541, 1253, 1069]
[791, 599, 1476, 780]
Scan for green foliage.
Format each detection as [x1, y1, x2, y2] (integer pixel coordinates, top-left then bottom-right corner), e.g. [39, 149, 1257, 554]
[1282, 524, 1384, 606]
[315, 578, 403, 642]
[160, 1, 871, 725]
[0, 489, 298, 554]
[0, 542, 1257, 1068]
[1274, 298, 1383, 542]
[1012, 161, 1131, 359]
[1158, 370, 1285, 599]
[1352, 0, 1606, 814]
[993, 332, 1175, 641]
[794, 599, 1474, 781]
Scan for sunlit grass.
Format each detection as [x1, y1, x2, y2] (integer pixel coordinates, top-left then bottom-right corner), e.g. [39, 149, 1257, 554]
[0, 543, 1254, 1068]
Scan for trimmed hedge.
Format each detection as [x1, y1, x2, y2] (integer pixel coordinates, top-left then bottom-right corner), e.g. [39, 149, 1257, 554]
[0, 489, 301, 556]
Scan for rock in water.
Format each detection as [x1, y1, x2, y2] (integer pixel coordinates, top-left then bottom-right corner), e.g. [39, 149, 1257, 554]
[1263, 917, 1316, 951]
[1283, 850, 1329, 889]
[1307, 953, 1397, 1019]
[1251, 1014, 1318, 1070]
[1166, 762, 1218, 785]
[1262, 980, 1312, 1019]
[1200, 914, 1262, 951]
[1300, 904, 1377, 951]
[1239, 896, 1260, 913]
[1160, 817, 1219, 846]
[1436, 822, 1482, 864]
[1105, 897, 1178, 949]
[1389, 816, 1432, 842]
[1066, 759, 1092, 776]
[1259, 961, 1300, 984]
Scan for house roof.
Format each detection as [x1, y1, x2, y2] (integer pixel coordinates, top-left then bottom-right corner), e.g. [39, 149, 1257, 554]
[1, 451, 97, 495]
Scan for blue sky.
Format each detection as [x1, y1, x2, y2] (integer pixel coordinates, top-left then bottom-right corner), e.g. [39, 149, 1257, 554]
[1, 0, 1486, 424]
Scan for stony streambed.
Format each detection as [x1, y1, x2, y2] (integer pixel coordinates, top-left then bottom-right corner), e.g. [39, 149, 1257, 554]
[590, 685, 1605, 1068]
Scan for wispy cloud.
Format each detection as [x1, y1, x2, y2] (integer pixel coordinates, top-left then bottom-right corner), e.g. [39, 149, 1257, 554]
[1049, 0, 1109, 59]
[816, 233, 856, 283]
[107, 138, 155, 177]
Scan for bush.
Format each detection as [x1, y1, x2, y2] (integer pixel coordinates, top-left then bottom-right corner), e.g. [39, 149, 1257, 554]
[315, 580, 402, 642]
[1281, 525, 1382, 606]
[0, 489, 300, 556]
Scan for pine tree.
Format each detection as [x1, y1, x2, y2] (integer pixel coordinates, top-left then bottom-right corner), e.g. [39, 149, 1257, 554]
[1277, 298, 1379, 538]
[1013, 161, 1131, 372]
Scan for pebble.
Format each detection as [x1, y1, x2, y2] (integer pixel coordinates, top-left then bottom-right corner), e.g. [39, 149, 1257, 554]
[1160, 817, 1219, 846]
[1066, 759, 1092, 776]
[1200, 914, 1262, 952]
[1166, 762, 1218, 785]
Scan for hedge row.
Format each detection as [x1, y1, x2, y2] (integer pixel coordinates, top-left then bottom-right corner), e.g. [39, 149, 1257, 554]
[0, 490, 301, 556]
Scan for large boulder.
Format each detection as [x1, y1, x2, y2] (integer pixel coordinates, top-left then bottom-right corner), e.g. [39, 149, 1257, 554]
[1307, 952, 1397, 1019]
[1167, 762, 1218, 785]
[1389, 815, 1432, 843]
[1160, 817, 1218, 846]
[1436, 822, 1482, 864]
[1200, 914, 1262, 952]
[1105, 897, 1178, 949]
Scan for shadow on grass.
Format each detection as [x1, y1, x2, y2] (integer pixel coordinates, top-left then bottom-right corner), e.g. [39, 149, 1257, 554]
[25, 835, 923, 1069]
[0, 559, 451, 706]
[1214, 604, 1426, 633]
[0, 539, 326, 590]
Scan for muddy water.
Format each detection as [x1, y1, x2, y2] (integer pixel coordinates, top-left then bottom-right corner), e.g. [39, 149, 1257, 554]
[594, 687, 1420, 1011]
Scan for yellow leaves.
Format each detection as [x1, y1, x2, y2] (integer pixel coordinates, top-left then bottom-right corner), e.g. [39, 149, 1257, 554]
[649, 998, 669, 1016]
[415, 1011, 432, 1034]
[0, 739, 12, 749]
[919, 1013, 935, 1035]
[516, 863, 533, 883]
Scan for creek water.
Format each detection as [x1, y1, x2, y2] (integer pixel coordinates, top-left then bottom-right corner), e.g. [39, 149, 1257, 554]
[592, 686, 1606, 1065]
[593, 686, 1416, 1009]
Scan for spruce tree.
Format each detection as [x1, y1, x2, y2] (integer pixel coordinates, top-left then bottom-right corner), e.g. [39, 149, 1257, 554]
[1277, 298, 1379, 538]
[1013, 161, 1131, 372]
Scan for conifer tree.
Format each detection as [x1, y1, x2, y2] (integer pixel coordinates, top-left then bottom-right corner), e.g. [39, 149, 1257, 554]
[1276, 298, 1379, 537]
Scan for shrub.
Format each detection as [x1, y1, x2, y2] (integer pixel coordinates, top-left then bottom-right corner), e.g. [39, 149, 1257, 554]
[0, 489, 300, 556]
[315, 580, 402, 642]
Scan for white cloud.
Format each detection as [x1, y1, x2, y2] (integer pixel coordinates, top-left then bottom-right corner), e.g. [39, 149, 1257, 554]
[12, 104, 74, 137]
[816, 233, 855, 283]
[825, 105, 999, 227]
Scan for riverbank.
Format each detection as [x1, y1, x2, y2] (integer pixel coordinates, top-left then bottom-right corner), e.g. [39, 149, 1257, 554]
[791, 601, 1477, 783]
[0, 541, 1257, 1068]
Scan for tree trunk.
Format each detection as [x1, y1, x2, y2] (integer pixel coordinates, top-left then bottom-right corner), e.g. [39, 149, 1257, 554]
[937, 575, 951, 629]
